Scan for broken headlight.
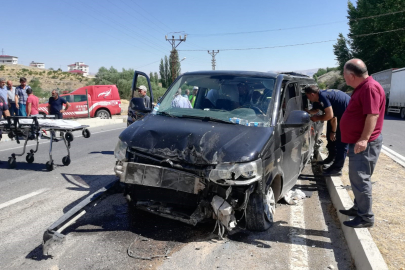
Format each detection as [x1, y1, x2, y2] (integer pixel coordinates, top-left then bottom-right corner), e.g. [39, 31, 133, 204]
[114, 139, 128, 161]
[208, 159, 263, 181]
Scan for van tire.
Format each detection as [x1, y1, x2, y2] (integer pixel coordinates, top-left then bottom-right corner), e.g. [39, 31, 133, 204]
[245, 187, 275, 231]
[96, 109, 110, 119]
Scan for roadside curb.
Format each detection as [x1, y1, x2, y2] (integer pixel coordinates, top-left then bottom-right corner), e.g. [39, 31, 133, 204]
[381, 145, 405, 168]
[321, 153, 388, 270]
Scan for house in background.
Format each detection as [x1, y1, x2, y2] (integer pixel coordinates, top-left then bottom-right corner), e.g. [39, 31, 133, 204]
[67, 62, 89, 76]
[0, 55, 18, 65]
[29, 61, 45, 69]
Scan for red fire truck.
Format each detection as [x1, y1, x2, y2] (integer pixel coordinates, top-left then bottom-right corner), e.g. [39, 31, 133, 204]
[38, 85, 122, 119]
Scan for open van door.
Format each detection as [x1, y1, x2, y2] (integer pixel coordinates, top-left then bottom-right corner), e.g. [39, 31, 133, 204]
[127, 71, 154, 126]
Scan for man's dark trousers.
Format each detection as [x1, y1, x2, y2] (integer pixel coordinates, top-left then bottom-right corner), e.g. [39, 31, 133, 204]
[347, 134, 382, 223]
[326, 121, 337, 160]
[50, 113, 63, 138]
[326, 117, 349, 170]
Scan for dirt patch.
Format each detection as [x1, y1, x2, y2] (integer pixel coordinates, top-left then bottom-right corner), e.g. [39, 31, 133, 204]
[0, 64, 89, 92]
[320, 133, 405, 270]
[121, 99, 129, 114]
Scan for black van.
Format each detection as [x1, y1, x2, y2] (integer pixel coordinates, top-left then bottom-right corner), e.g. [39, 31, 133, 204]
[115, 70, 322, 232]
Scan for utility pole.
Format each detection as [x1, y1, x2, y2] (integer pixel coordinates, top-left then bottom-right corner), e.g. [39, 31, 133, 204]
[165, 35, 187, 83]
[208, 50, 219, 70]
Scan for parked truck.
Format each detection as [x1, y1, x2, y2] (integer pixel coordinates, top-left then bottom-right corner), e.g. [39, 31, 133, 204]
[38, 85, 122, 119]
[372, 68, 405, 118]
[387, 68, 405, 118]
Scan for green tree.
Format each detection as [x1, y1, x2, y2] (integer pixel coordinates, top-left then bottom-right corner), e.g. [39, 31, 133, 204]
[153, 72, 159, 85]
[169, 49, 181, 85]
[30, 78, 47, 98]
[335, 0, 405, 74]
[313, 68, 327, 78]
[333, 33, 353, 73]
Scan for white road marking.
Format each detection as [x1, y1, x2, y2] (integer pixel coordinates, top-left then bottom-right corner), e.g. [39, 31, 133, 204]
[289, 180, 309, 270]
[0, 188, 50, 210]
[0, 126, 125, 152]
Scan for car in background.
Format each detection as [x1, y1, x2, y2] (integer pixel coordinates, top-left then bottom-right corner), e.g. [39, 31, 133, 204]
[114, 70, 322, 232]
[38, 85, 122, 119]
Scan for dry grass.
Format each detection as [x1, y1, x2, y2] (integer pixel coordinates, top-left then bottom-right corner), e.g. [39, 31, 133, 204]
[320, 132, 405, 270]
[121, 99, 129, 114]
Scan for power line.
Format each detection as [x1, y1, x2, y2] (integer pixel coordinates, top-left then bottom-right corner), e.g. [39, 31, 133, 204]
[351, 27, 405, 37]
[126, 0, 172, 32]
[188, 21, 345, 37]
[179, 26, 405, 52]
[187, 9, 405, 37]
[179, 40, 335, 52]
[351, 10, 405, 21]
[81, 0, 168, 53]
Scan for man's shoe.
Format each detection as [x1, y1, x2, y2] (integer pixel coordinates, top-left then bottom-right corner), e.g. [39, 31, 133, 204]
[339, 207, 357, 216]
[318, 158, 334, 165]
[322, 163, 333, 170]
[343, 216, 374, 228]
[322, 168, 342, 176]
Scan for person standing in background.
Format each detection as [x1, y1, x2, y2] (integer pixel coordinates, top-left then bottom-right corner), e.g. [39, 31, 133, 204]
[15, 77, 30, 116]
[0, 78, 7, 104]
[26, 88, 39, 116]
[6, 81, 16, 116]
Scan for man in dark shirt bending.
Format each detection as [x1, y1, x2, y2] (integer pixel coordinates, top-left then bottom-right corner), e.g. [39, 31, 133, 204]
[304, 86, 351, 176]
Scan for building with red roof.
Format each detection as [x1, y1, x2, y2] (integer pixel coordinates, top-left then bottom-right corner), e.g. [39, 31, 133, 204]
[0, 55, 18, 65]
[67, 62, 89, 76]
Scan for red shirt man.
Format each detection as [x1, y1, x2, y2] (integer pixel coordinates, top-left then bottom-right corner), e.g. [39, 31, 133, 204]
[340, 77, 385, 143]
[26, 88, 39, 116]
[338, 59, 385, 229]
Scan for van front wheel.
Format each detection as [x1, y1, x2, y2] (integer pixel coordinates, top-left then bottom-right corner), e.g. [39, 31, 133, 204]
[245, 187, 275, 231]
[96, 109, 110, 119]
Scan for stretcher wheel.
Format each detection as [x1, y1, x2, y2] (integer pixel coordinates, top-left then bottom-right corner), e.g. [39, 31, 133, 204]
[26, 153, 34, 163]
[62, 156, 71, 166]
[65, 132, 74, 142]
[8, 157, 16, 169]
[46, 161, 54, 171]
[82, 129, 91, 138]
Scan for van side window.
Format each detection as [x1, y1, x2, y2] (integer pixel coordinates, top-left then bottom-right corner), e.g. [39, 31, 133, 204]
[283, 83, 301, 121]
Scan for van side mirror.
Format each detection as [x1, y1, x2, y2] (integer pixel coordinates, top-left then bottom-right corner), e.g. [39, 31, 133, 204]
[130, 98, 152, 113]
[281, 110, 310, 128]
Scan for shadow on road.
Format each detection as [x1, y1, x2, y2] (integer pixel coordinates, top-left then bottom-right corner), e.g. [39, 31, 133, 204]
[0, 160, 49, 172]
[88, 151, 114, 155]
[384, 115, 404, 121]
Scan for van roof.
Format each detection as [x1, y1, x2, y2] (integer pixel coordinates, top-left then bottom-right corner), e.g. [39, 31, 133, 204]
[182, 70, 314, 81]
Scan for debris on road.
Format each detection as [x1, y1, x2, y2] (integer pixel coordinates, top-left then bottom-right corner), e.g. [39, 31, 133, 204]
[284, 189, 307, 205]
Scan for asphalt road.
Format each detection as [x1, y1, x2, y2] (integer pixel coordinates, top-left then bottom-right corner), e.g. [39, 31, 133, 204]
[0, 123, 353, 270]
[382, 114, 405, 157]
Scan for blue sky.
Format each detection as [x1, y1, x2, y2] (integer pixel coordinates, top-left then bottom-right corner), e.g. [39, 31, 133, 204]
[2, 0, 351, 75]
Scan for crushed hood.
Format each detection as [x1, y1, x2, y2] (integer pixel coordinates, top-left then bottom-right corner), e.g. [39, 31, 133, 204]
[120, 114, 273, 165]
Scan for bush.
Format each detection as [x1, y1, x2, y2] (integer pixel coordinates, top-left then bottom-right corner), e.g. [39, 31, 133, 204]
[0, 65, 5, 71]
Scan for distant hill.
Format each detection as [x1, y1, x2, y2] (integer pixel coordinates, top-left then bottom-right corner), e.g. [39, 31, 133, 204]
[0, 64, 91, 93]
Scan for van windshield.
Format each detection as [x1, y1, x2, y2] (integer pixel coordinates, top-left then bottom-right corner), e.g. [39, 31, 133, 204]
[157, 74, 276, 126]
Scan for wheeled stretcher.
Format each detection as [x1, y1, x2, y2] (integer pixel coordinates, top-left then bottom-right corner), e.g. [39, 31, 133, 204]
[0, 116, 91, 171]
